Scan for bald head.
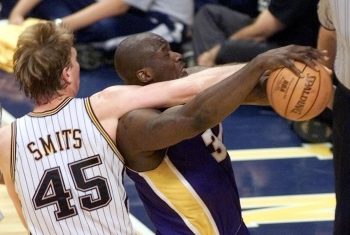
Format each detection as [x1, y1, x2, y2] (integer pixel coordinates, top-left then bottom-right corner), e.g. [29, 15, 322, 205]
[114, 33, 167, 84]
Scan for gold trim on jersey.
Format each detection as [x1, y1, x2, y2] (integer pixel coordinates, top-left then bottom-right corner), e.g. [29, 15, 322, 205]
[28, 97, 73, 117]
[84, 98, 125, 163]
[10, 122, 17, 182]
[140, 156, 219, 235]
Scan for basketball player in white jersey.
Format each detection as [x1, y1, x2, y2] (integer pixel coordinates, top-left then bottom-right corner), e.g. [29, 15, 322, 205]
[0, 22, 325, 235]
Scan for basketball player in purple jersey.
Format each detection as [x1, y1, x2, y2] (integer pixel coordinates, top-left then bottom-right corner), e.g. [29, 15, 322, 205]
[115, 33, 327, 234]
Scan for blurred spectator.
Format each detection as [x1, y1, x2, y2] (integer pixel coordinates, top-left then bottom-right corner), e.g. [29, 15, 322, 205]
[5, 0, 193, 53]
[192, 0, 320, 66]
[195, 0, 258, 16]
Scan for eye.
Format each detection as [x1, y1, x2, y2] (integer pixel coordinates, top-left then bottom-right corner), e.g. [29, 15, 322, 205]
[161, 51, 170, 58]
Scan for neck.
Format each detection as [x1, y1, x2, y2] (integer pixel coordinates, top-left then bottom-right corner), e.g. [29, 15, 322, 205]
[33, 94, 70, 112]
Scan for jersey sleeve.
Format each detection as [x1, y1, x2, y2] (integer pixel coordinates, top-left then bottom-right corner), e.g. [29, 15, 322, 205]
[317, 0, 335, 30]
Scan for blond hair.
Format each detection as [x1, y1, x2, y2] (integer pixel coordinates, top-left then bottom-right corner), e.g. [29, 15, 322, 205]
[13, 22, 74, 104]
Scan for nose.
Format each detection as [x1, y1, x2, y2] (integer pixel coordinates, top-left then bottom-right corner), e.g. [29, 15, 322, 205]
[171, 51, 182, 62]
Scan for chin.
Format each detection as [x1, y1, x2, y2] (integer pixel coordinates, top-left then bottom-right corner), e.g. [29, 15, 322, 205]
[180, 70, 188, 78]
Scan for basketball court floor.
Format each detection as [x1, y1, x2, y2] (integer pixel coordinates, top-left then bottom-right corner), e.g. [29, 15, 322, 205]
[0, 66, 335, 235]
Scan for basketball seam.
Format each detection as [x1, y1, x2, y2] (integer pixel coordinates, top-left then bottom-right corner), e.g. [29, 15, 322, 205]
[284, 63, 307, 118]
[299, 69, 322, 120]
[268, 69, 283, 109]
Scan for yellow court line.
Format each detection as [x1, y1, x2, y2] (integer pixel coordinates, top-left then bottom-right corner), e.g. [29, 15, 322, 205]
[241, 193, 335, 227]
[228, 143, 333, 161]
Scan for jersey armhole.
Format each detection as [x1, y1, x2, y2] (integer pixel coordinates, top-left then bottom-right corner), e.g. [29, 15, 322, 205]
[84, 98, 125, 163]
[10, 121, 17, 182]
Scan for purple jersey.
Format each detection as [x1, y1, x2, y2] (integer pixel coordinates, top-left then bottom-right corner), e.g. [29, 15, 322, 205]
[127, 124, 249, 235]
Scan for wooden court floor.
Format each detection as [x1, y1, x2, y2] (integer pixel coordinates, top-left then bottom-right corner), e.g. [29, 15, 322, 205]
[0, 185, 27, 235]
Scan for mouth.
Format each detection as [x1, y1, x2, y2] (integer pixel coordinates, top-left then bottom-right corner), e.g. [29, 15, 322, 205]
[179, 63, 187, 76]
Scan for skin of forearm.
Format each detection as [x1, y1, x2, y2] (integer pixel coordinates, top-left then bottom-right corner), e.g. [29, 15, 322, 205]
[244, 78, 269, 105]
[10, 0, 41, 17]
[168, 64, 246, 106]
[62, 0, 130, 31]
[317, 27, 337, 69]
[230, 24, 266, 42]
[230, 10, 283, 42]
[186, 65, 268, 105]
[181, 58, 266, 132]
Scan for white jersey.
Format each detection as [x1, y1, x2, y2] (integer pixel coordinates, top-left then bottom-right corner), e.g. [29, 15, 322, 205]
[318, 0, 350, 89]
[11, 97, 134, 235]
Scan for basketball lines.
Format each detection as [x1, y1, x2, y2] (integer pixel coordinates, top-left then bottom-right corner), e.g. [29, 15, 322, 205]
[285, 63, 307, 118]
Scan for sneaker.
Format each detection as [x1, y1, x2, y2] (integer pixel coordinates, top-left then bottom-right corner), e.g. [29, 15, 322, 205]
[292, 119, 332, 143]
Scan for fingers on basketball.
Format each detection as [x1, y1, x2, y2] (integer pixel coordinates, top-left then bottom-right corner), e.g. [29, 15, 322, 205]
[266, 61, 333, 121]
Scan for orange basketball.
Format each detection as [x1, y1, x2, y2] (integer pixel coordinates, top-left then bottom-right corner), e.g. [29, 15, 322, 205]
[266, 61, 332, 121]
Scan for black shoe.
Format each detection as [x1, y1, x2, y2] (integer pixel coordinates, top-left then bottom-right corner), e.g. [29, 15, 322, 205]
[292, 119, 332, 143]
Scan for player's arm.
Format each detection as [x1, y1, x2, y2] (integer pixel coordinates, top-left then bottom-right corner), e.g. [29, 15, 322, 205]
[9, 0, 41, 24]
[117, 60, 271, 157]
[317, 27, 336, 110]
[317, 26, 336, 69]
[0, 125, 27, 229]
[117, 45, 326, 155]
[61, 0, 130, 31]
[230, 10, 284, 42]
[90, 64, 245, 120]
[317, 0, 337, 109]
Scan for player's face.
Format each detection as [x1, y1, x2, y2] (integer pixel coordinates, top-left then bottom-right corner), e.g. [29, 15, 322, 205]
[151, 40, 187, 82]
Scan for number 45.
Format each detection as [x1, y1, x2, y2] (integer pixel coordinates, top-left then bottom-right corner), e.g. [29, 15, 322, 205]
[32, 155, 111, 221]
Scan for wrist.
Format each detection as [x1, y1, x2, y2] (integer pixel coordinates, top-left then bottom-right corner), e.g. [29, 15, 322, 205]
[250, 54, 267, 71]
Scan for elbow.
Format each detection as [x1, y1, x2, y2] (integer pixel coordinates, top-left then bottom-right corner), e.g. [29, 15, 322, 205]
[191, 109, 217, 133]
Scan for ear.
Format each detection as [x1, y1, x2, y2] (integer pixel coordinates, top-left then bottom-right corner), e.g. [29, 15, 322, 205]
[61, 66, 72, 85]
[136, 69, 153, 84]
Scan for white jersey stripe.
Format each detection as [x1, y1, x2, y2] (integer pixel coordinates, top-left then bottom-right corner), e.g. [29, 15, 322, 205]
[10, 122, 16, 181]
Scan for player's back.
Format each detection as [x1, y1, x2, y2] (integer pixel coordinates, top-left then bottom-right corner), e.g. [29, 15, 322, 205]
[127, 124, 249, 235]
[12, 97, 134, 235]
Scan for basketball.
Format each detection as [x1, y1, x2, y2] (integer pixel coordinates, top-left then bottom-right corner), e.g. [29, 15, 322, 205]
[266, 61, 332, 121]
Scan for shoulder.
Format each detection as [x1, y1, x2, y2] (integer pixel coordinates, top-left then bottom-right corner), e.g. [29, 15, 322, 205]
[89, 85, 140, 118]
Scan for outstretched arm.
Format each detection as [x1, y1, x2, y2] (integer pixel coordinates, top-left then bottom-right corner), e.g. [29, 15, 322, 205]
[60, 0, 130, 31]
[9, 0, 130, 31]
[230, 10, 284, 42]
[90, 63, 245, 121]
[117, 45, 327, 157]
[9, 0, 41, 24]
